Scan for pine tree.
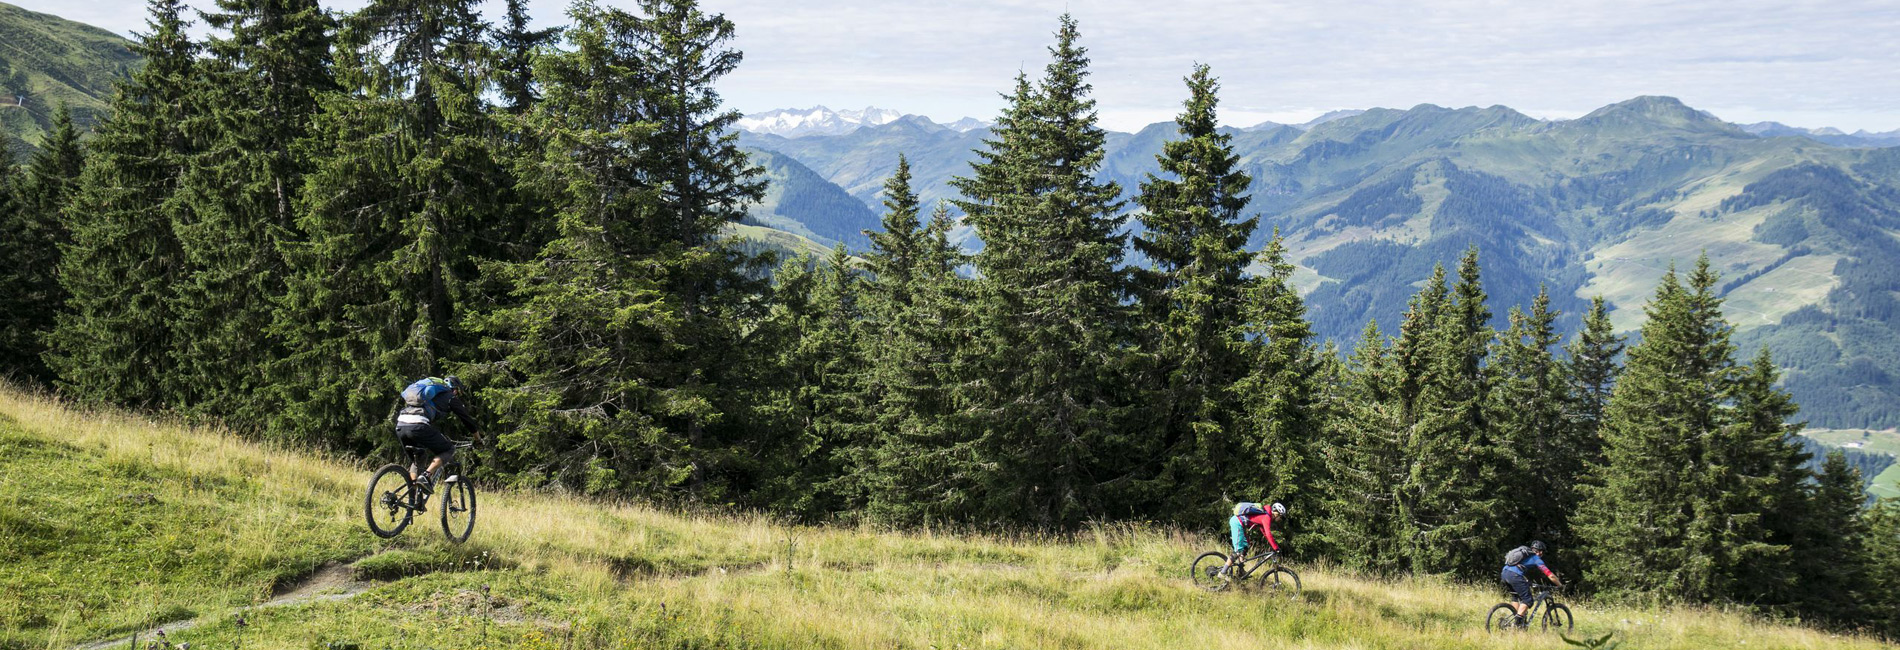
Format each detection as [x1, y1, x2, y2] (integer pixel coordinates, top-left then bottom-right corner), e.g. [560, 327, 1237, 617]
[1312, 320, 1407, 574]
[1128, 64, 1260, 522]
[169, 0, 335, 421]
[492, 0, 559, 114]
[1403, 246, 1506, 576]
[45, 0, 197, 406]
[0, 104, 83, 383]
[273, 0, 509, 448]
[948, 15, 1129, 527]
[480, 0, 766, 499]
[1233, 233, 1320, 512]
[1487, 287, 1571, 547]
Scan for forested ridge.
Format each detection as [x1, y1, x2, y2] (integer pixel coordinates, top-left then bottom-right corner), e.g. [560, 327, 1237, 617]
[2, 0, 1899, 639]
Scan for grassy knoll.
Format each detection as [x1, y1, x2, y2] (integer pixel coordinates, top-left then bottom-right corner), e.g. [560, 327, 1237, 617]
[1, 386, 1893, 649]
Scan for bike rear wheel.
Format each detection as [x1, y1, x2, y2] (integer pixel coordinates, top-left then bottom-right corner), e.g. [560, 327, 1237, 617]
[439, 473, 476, 543]
[1486, 603, 1525, 632]
[1190, 552, 1233, 592]
[364, 464, 415, 538]
[1542, 603, 1573, 633]
[1258, 566, 1301, 600]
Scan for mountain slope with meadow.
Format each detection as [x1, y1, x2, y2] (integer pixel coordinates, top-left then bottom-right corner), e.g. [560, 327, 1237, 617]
[2, 386, 1891, 650]
[0, 1, 135, 154]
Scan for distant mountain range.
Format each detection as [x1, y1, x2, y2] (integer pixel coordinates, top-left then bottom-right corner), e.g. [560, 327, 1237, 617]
[1740, 121, 1900, 148]
[736, 106, 993, 139]
[737, 106, 986, 139]
[740, 95, 1900, 432]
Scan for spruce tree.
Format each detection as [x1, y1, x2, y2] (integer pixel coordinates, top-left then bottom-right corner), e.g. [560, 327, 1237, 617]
[1704, 346, 1810, 606]
[1575, 266, 1705, 600]
[45, 0, 197, 406]
[1403, 246, 1506, 576]
[770, 245, 869, 516]
[1860, 498, 1900, 636]
[862, 204, 982, 525]
[0, 104, 83, 383]
[1486, 287, 1571, 546]
[492, 0, 559, 114]
[948, 15, 1129, 527]
[1233, 233, 1320, 512]
[170, 0, 335, 421]
[1566, 295, 1623, 445]
[480, 0, 766, 499]
[1573, 255, 1807, 605]
[273, 0, 509, 448]
[862, 156, 925, 313]
[1312, 320, 1407, 574]
[1128, 64, 1260, 521]
[1793, 451, 1867, 623]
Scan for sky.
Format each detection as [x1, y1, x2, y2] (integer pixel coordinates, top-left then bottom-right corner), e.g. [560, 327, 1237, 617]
[22, 0, 1900, 133]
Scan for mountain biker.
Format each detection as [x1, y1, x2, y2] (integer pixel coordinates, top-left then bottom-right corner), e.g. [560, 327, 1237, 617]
[1502, 540, 1563, 622]
[1225, 502, 1285, 573]
[395, 376, 483, 494]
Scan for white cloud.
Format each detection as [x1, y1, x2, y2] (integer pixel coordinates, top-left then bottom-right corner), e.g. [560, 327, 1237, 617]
[15, 0, 1900, 132]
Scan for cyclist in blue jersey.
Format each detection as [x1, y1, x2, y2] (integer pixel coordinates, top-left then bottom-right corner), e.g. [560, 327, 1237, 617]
[1502, 540, 1564, 622]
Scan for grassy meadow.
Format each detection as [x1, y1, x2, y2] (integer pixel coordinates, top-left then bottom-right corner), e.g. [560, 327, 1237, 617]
[0, 385, 1893, 649]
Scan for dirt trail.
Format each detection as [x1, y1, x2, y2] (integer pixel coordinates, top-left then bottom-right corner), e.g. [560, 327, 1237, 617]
[74, 560, 380, 650]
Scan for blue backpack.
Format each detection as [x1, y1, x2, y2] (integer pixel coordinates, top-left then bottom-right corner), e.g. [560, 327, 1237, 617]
[401, 377, 452, 419]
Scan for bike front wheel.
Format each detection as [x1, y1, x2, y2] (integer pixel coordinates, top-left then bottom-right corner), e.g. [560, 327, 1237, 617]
[1485, 603, 1524, 632]
[439, 474, 476, 544]
[1257, 566, 1301, 600]
[1190, 552, 1233, 592]
[364, 464, 415, 538]
[1542, 603, 1573, 633]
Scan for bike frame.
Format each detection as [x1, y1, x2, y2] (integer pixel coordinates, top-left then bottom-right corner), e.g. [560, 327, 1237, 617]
[1232, 549, 1282, 578]
[1521, 585, 1561, 619]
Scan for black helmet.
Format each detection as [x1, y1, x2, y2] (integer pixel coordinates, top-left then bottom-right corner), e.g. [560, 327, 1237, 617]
[445, 375, 464, 393]
[1529, 540, 1547, 552]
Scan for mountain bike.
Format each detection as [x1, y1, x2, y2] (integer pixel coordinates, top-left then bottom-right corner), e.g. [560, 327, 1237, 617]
[363, 441, 478, 543]
[1190, 548, 1301, 599]
[1486, 584, 1573, 633]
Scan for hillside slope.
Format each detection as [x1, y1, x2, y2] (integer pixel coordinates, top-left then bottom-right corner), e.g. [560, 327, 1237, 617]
[0, 2, 134, 154]
[1, 387, 1890, 650]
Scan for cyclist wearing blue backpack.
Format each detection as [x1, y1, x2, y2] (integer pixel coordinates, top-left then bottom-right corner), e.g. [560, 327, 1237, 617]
[396, 376, 484, 492]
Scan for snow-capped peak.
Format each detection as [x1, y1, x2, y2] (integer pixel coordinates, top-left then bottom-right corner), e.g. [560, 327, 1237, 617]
[738, 106, 906, 138]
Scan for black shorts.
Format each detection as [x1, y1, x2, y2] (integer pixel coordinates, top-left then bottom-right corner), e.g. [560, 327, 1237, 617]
[1501, 568, 1533, 604]
[396, 421, 454, 457]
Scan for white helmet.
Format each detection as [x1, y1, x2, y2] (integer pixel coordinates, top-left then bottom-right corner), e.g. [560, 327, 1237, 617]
[1271, 502, 1287, 517]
